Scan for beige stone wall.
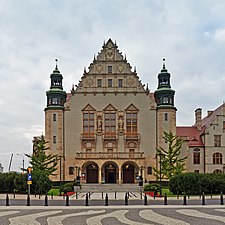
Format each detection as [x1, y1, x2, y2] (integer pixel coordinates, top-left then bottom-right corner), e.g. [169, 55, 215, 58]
[156, 108, 176, 149]
[62, 92, 157, 181]
[45, 109, 64, 181]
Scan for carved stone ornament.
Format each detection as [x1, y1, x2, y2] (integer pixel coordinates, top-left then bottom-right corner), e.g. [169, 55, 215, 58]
[117, 64, 124, 73]
[97, 116, 102, 132]
[127, 77, 134, 87]
[86, 78, 93, 87]
[96, 64, 103, 73]
[106, 49, 114, 60]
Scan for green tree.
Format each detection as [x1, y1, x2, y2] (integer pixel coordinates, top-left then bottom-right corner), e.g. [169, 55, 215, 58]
[25, 135, 58, 176]
[154, 131, 187, 180]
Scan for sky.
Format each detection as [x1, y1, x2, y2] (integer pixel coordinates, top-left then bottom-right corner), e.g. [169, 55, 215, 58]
[1, 0, 225, 172]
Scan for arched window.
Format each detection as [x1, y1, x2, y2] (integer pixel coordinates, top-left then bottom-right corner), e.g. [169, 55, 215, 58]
[213, 169, 222, 174]
[213, 152, 223, 164]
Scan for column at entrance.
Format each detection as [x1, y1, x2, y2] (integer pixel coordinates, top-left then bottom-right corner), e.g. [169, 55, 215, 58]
[118, 167, 122, 184]
[98, 167, 102, 184]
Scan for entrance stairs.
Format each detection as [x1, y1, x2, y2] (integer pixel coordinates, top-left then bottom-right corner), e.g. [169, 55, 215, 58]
[79, 183, 140, 193]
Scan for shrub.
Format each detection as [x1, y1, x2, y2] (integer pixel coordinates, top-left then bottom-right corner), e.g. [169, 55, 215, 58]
[144, 183, 160, 192]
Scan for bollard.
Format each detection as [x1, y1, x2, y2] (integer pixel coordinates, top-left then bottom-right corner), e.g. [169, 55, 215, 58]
[105, 193, 109, 206]
[164, 193, 168, 205]
[89, 192, 91, 199]
[140, 191, 142, 199]
[144, 193, 148, 205]
[65, 194, 69, 206]
[202, 192, 205, 205]
[44, 194, 48, 206]
[51, 192, 53, 200]
[115, 191, 117, 200]
[177, 194, 179, 199]
[76, 192, 78, 200]
[13, 192, 15, 199]
[183, 193, 187, 205]
[153, 192, 156, 200]
[125, 193, 128, 206]
[39, 194, 41, 199]
[220, 192, 224, 205]
[85, 193, 89, 206]
[27, 194, 31, 206]
[6, 194, 9, 206]
[102, 192, 104, 200]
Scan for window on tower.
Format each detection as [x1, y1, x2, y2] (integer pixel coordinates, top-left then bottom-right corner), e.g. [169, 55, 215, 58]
[52, 97, 58, 104]
[163, 97, 169, 104]
[53, 114, 56, 121]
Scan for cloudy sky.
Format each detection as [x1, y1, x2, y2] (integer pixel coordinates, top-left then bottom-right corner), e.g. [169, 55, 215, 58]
[1, 0, 225, 172]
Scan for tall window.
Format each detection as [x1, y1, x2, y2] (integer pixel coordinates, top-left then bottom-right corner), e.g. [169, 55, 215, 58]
[126, 112, 138, 134]
[97, 79, 102, 87]
[53, 114, 56, 121]
[214, 135, 221, 147]
[193, 149, 200, 164]
[83, 112, 94, 134]
[53, 136, 56, 144]
[108, 79, 112, 87]
[104, 112, 116, 135]
[213, 152, 223, 164]
[118, 79, 123, 87]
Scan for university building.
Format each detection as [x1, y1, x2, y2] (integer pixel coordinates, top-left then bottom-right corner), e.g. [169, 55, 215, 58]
[43, 39, 225, 183]
[44, 39, 176, 183]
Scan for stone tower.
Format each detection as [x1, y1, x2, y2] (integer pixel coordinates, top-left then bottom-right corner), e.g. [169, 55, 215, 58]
[154, 59, 176, 148]
[45, 60, 67, 181]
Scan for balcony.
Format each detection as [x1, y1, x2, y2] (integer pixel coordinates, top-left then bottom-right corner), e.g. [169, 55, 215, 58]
[81, 133, 96, 140]
[103, 132, 118, 140]
[125, 133, 140, 140]
[75, 151, 144, 159]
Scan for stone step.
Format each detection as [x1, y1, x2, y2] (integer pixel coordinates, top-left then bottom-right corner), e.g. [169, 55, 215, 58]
[79, 184, 141, 193]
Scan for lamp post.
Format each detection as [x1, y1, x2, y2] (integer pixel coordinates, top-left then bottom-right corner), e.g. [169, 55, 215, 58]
[58, 155, 63, 195]
[17, 153, 24, 172]
[156, 153, 163, 196]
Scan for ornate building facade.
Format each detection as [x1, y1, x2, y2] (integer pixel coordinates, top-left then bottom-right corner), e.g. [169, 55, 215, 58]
[44, 39, 176, 183]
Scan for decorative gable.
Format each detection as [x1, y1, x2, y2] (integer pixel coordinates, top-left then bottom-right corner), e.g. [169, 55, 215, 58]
[74, 39, 148, 94]
[125, 103, 139, 112]
[82, 104, 96, 111]
[103, 103, 117, 111]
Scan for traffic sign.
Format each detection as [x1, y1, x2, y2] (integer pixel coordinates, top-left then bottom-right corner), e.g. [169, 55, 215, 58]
[27, 181, 32, 185]
[27, 174, 32, 181]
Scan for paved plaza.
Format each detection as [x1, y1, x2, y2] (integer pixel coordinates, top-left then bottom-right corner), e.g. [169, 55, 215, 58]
[1, 205, 225, 225]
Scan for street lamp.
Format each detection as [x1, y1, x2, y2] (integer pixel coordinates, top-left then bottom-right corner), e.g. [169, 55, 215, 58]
[17, 153, 24, 172]
[156, 153, 164, 196]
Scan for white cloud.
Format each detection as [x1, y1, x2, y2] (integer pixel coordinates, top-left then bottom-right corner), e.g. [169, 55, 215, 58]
[1, 0, 225, 170]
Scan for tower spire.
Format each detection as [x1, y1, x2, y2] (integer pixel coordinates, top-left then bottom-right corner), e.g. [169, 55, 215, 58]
[55, 58, 58, 69]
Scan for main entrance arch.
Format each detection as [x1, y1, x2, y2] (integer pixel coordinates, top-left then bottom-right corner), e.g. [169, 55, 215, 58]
[102, 162, 118, 183]
[122, 163, 135, 183]
[86, 162, 99, 183]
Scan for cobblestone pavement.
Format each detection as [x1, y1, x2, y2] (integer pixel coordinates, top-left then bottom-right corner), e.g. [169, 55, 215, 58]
[1, 206, 225, 225]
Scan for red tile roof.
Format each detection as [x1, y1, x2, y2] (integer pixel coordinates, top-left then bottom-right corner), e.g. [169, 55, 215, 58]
[201, 104, 223, 128]
[176, 126, 204, 147]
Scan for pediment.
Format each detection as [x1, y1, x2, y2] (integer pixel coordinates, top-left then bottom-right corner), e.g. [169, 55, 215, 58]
[103, 104, 117, 111]
[82, 104, 96, 111]
[125, 103, 139, 111]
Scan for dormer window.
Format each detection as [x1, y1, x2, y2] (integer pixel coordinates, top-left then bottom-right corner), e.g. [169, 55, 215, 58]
[118, 79, 123, 87]
[108, 66, 112, 74]
[97, 79, 102, 87]
[108, 79, 112, 87]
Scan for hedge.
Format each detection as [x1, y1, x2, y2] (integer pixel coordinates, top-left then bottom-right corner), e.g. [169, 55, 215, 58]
[169, 173, 225, 194]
